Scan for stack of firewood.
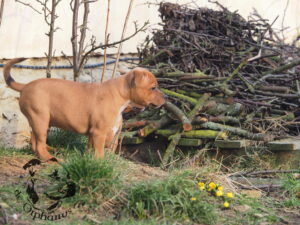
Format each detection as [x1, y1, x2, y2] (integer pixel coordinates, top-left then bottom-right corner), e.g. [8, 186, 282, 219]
[122, 2, 300, 164]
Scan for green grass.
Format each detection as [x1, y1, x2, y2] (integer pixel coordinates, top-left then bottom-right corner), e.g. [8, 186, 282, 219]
[47, 128, 87, 153]
[0, 145, 33, 157]
[232, 196, 281, 225]
[124, 170, 218, 224]
[0, 128, 298, 224]
[53, 151, 125, 209]
[0, 184, 26, 213]
[281, 174, 300, 208]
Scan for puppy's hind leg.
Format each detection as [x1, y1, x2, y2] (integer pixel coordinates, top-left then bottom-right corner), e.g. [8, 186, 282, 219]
[30, 131, 37, 153]
[29, 116, 57, 162]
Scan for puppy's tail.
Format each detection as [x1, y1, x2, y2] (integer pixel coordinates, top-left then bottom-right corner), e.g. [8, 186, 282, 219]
[3, 58, 27, 92]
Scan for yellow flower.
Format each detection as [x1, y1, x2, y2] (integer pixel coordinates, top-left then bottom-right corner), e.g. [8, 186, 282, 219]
[223, 201, 230, 208]
[226, 192, 234, 198]
[208, 182, 216, 190]
[217, 186, 223, 191]
[215, 190, 223, 197]
[191, 197, 197, 201]
[198, 182, 205, 190]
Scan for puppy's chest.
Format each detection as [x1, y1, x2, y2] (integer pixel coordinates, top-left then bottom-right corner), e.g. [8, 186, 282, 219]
[112, 101, 130, 135]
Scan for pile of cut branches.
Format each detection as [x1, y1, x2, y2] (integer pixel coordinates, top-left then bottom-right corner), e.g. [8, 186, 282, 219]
[122, 2, 300, 165]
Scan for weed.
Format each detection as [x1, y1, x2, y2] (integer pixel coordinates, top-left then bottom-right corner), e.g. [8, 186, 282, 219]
[125, 170, 218, 224]
[281, 174, 300, 208]
[56, 151, 125, 209]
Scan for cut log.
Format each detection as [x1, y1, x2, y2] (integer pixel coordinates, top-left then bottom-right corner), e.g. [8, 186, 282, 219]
[164, 101, 192, 131]
[205, 103, 243, 116]
[157, 129, 227, 139]
[194, 116, 240, 125]
[215, 140, 250, 149]
[268, 139, 300, 151]
[162, 93, 211, 166]
[160, 88, 198, 105]
[121, 131, 138, 138]
[178, 138, 203, 147]
[138, 115, 171, 137]
[198, 122, 273, 141]
[182, 130, 227, 139]
[122, 137, 144, 144]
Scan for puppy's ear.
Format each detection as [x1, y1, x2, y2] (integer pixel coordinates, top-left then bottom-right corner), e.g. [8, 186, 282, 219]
[128, 68, 149, 88]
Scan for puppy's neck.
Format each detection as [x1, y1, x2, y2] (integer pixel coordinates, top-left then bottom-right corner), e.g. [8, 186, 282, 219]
[113, 74, 132, 103]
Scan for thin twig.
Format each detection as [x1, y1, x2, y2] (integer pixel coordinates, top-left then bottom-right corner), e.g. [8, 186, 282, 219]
[111, 0, 135, 79]
[71, 0, 79, 81]
[46, 0, 61, 78]
[0, 0, 5, 26]
[101, 0, 111, 82]
[230, 169, 300, 177]
[281, 0, 289, 41]
[15, 0, 42, 14]
[77, 0, 90, 77]
[78, 21, 148, 73]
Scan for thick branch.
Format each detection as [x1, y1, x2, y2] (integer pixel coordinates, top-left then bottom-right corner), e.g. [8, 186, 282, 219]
[163, 101, 192, 131]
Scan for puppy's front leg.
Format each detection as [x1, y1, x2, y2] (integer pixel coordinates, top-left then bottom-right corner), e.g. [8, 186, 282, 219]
[91, 131, 106, 158]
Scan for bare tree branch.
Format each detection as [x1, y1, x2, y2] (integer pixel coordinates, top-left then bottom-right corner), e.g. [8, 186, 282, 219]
[76, 0, 90, 78]
[15, 0, 42, 14]
[0, 0, 5, 26]
[16, 0, 61, 78]
[112, 0, 135, 79]
[281, 0, 290, 42]
[71, 0, 80, 81]
[101, 0, 111, 82]
[46, 0, 61, 78]
[78, 21, 148, 74]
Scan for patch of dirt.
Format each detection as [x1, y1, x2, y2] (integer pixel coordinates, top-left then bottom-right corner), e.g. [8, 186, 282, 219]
[125, 161, 167, 183]
[0, 157, 29, 185]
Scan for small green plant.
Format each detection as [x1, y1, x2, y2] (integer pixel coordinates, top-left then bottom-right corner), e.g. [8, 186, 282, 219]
[125, 171, 218, 224]
[0, 146, 33, 157]
[56, 151, 124, 207]
[282, 174, 300, 208]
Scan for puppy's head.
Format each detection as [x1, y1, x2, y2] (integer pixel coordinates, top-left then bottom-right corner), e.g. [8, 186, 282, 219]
[126, 68, 165, 107]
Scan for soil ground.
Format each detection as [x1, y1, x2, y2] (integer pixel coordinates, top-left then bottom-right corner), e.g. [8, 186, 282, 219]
[0, 148, 299, 225]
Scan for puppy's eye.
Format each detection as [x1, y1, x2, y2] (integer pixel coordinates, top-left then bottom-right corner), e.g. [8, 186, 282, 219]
[150, 87, 157, 91]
